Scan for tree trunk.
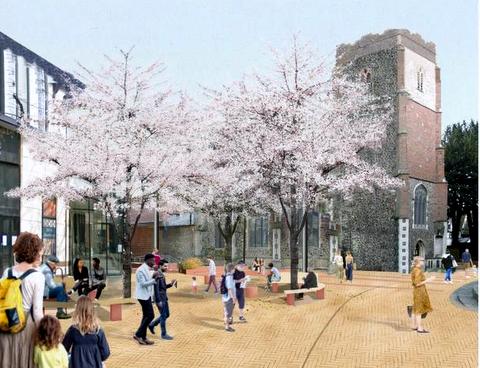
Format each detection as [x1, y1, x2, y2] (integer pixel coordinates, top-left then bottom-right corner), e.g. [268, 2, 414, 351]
[289, 188, 299, 290]
[467, 208, 478, 259]
[243, 216, 246, 262]
[224, 235, 233, 264]
[451, 208, 461, 247]
[122, 237, 132, 299]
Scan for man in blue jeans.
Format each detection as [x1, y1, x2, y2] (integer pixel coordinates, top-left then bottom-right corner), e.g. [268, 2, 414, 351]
[441, 250, 455, 284]
[40, 255, 71, 319]
[148, 259, 177, 340]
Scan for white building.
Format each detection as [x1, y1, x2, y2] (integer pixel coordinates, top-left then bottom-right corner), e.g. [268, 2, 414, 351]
[0, 31, 83, 273]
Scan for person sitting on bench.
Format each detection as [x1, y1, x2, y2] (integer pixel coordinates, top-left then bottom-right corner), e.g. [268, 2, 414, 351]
[90, 257, 106, 299]
[266, 263, 281, 290]
[40, 255, 71, 319]
[298, 267, 318, 299]
[72, 257, 91, 296]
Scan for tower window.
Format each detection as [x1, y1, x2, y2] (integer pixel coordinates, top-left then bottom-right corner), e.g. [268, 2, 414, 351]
[417, 68, 424, 92]
[413, 185, 427, 226]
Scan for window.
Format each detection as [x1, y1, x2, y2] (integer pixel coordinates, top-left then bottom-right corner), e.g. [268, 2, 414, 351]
[414, 185, 427, 226]
[417, 68, 424, 92]
[214, 225, 225, 248]
[249, 216, 268, 248]
[0, 50, 4, 115]
[306, 211, 319, 248]
[26, 66, 30, 118]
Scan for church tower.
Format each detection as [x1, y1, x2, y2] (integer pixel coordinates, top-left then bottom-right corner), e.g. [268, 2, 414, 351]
[336, 29, 448, 272]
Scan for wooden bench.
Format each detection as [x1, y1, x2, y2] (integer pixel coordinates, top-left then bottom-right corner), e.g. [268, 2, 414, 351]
[284, 284, 325, 306]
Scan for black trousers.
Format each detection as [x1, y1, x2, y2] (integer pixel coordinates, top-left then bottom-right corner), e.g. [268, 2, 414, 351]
[135, 298, 154, 339]
[90, 283, 106, 299]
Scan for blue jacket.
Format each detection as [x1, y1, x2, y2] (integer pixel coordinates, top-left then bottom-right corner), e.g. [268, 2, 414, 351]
[40, 263, 61, 298]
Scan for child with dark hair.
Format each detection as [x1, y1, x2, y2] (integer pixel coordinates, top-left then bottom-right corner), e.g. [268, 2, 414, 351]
[34, 315, 68, 368]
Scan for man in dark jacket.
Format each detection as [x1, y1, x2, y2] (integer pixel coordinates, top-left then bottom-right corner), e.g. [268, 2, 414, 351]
[441, 250, 455, 284]
[298, 268, 318, 299]
[148, 259, 177, 339]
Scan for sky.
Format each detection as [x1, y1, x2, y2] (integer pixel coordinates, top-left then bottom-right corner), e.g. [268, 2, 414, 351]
[1, 0, 477, 130]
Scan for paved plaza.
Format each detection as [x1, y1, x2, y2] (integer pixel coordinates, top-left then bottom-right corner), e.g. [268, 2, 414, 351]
[55, 270, 478, 368]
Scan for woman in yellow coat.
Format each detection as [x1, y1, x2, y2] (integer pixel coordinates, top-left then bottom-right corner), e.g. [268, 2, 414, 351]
[411, 256, 435, 333]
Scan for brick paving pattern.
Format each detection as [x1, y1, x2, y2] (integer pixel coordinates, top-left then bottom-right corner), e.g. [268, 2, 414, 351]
[58, 271, 478, 368]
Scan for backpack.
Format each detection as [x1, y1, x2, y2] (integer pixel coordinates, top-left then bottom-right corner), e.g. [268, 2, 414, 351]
[0, 268, 37, 334]
[220, 274, 228, 295]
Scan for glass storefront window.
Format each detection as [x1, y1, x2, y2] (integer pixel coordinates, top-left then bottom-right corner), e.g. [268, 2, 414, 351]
[69, 201, 122, 276]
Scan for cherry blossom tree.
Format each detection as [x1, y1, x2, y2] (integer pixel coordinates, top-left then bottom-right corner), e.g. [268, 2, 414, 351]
[209, 38, 401, 289]
[9, 50, 197, 297]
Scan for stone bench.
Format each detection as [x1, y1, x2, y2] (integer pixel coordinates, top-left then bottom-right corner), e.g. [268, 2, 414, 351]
[43, 298, 135, 321]
[283, 284, 325, 306]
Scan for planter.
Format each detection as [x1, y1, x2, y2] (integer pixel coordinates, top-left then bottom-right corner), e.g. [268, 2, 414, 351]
[245, 286, 258, 298]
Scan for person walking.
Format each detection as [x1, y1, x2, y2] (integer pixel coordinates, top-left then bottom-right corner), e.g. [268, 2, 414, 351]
[333, 249, 345, 283]
[205, 255, 218, 293]
[410, 256, 434, 333]
[441, 250, 455, 284]
[34, 315, 69, 368]
[345, 251, 354, 283]
[221, 263, 237, 332]
[0, 232, 46, 368]
[133, 253, 158, 345]
[63, 296, 110, 368]
[41, 255, 71, 319]
[148, 259, 177, 340]
[90, 257, 106, 299]
[462, 248, 473, 278]
[233, 261, 248, 323]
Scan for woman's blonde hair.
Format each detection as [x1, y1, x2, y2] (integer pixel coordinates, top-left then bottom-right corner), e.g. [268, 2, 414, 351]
[412, 256, 424, 268]
[72, 296, 100, 335]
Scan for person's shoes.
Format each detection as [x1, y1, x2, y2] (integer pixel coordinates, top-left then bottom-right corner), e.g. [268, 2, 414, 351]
[239, 316, 247, 323]
[214, 291, 219, 294]
[443, 280, 449, 284]
[449, 281, 453, 284]
[225, 326, 235, 332]
[204, 289, 209, 293]
[143, 338, 155, 345]
[148, 324, 155, 334]
[133, 335, 146, 345]
[417, 330, 430, 334]
[56, 311, 71, 319]
[161, 334, 174, 340]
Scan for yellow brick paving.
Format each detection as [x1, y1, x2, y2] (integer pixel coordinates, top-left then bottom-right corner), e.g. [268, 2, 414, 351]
[58, 271, 478, 368]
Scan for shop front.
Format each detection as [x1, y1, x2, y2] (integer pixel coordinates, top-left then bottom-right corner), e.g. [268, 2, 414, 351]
[69, 201, 122, 276]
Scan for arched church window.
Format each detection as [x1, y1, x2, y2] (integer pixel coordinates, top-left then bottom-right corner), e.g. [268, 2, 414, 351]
[414, 185, 427, 226]
[417, 68, 424, 92]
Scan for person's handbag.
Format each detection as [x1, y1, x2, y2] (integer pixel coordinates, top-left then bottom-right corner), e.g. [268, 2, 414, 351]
[452, 259, 458, 268]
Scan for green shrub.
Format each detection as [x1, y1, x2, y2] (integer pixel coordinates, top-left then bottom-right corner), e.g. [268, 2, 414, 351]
[178, 257, 203, 273]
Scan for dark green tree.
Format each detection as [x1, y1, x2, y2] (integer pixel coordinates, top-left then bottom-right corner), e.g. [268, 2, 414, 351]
[443, 120, 478, 257]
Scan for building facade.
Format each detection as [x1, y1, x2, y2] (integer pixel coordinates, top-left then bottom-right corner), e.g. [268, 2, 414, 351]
[335, 29, 448, 273]
[0, 32, 93, 274]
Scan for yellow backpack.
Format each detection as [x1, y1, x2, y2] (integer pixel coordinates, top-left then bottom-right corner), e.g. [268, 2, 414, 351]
[0, 268, 37, 333]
